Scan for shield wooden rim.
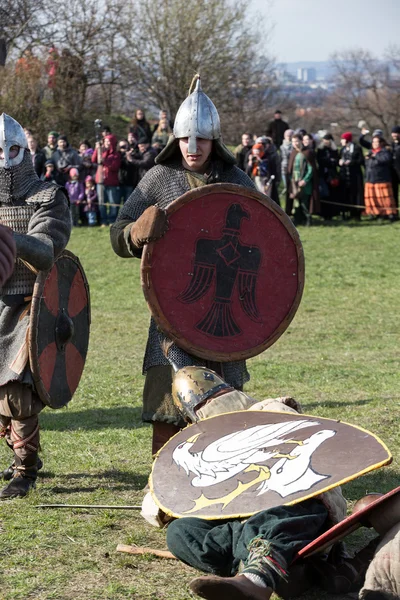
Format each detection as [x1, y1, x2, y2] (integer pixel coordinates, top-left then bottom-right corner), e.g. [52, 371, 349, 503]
[29, 249, 91, 407]
[141, 183, 305, 362]
[296, 485, 400, 560]
[149, 410, 392, 520]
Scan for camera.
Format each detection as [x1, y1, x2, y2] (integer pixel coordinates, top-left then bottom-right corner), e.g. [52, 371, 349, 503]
[94, 119, 103, 142]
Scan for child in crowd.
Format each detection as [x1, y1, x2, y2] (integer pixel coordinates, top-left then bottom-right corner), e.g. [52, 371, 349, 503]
[84, 175, 98, 226]
[80, 149, 96, 182]
[66, 168, 85, 226]
[41, 160, 57, 182]
[246, 143, 270, 194]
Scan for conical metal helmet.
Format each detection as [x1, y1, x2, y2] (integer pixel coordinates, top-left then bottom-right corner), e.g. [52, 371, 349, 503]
[172, 365, 231, 423]
[173, 76, 221, 155]
[0, 113, 28, 168]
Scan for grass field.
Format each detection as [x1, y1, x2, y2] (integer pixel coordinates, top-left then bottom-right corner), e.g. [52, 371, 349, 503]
[0, 219, 399, 600]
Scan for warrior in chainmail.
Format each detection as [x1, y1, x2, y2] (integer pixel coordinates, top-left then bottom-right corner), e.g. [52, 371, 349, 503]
[110, 76, 256, 455]
[0, 114, 71, 499]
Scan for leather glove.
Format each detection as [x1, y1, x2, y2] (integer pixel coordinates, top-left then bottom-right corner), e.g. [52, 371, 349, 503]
[0, 225, 16, 287]
[130, 205, 168, 248]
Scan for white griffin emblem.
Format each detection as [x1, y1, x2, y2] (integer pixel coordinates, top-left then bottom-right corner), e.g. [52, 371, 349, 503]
[172, 419, 336, 512]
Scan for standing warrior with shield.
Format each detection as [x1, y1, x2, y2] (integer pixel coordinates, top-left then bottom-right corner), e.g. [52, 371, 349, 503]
[0, 114, 71, 499]
[110, 76, 256, 455]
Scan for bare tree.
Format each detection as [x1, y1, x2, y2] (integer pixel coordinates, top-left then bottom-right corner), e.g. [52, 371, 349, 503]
[328, 48, 400, 137]
[0, 0, 56, 62]
[0, 0, 279, 144]
[121, 0, 279, 142]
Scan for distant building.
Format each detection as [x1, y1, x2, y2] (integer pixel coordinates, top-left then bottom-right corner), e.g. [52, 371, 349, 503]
[297, 68, 317, 83]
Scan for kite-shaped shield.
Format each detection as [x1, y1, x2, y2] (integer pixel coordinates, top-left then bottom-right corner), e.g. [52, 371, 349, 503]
[29, 250, 90, 409]
[150, 411, 391, 520]
[141, 183, 304, 362]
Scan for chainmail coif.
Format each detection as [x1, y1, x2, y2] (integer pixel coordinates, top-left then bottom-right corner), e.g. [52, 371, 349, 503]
[0, 150, 57, 205]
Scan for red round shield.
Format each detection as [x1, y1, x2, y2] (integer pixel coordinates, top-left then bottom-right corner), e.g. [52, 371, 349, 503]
[296, 485, 400, 560]
[29, 250, 91, 409]
[141, 183, 304, 361]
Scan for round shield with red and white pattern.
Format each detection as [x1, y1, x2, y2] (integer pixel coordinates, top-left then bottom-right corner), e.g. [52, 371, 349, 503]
[29, 250, 90, 408]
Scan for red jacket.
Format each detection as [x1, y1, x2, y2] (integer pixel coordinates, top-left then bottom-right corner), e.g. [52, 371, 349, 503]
[92, 134, 121, 186]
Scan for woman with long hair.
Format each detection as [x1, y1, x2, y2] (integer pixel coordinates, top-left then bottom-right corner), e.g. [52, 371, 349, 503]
[130, 109, 152, 142]
[151, 117, 172, 152]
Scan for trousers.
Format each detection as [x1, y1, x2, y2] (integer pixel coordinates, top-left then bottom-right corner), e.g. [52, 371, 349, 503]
[167, 500, 328, 590]
[0, 382, 44, 472]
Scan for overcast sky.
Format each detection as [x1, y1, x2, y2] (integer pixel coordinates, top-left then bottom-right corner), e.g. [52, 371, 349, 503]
[252, 0, 400, 63]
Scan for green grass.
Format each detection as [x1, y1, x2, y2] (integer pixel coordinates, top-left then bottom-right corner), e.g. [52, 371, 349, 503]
[0, 220, 399, 599]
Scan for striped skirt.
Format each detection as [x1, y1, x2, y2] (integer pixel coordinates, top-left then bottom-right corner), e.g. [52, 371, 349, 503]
[364, 182, 397, 216]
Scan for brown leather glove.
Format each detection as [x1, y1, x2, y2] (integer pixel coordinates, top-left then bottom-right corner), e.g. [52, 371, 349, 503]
[0, 224, 16, 287]
[130, 205, 168, 248]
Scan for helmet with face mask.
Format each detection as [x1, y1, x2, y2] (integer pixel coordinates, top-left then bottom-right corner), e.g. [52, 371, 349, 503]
[0, 113, 39, 204]
[0, 114, 28, 168]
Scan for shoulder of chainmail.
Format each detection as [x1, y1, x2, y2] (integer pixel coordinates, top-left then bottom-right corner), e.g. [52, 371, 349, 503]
[218, 164, 256, 189]
[25, 180, 66, 206]
[117, 163, 190, 222]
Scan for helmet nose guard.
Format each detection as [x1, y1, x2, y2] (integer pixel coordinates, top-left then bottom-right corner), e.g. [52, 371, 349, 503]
[0, 114, 28, 168]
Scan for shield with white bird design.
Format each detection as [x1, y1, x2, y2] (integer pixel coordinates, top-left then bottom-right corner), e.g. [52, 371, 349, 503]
[150, 411, 391, 520]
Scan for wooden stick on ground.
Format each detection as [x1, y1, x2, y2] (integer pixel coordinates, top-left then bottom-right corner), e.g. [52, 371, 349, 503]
[116, 544, 176, 560]
[37, 504, 142, 510]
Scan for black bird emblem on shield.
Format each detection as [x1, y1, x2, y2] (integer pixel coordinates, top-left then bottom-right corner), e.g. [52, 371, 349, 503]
[178, 203, 262, 337]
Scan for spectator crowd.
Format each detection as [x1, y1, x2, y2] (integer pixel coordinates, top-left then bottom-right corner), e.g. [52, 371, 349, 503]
[24, 107, 400, 228]
[236, 110, 400, 226]
[25, 109, 171, 227]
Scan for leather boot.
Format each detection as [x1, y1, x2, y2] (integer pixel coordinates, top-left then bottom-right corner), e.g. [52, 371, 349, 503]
[3, 456, 43, 481]
[189, 574, 272, 600]
[0, 470, 36, 499]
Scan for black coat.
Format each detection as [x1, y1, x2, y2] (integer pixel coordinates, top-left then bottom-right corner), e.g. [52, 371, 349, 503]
[391, 141, 400, 180]
[359, 134, 372, 151]
[127, 147, 157, 180]
[266, 119, 289, 148]
[119, 153, 140, 187]
[131, 121, 152, 143]
[365, 148, 393, 183]
[339, 143, 364, 206]
[317, 147, 339, 180]
[31, 149, 47, 178]
[317, 146, 340, 217]
[235, 144, 252, 171]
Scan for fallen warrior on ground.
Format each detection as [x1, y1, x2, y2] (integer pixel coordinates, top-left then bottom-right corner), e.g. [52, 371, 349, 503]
[142, 347, 398, 599]
[142, 349, 347, 599]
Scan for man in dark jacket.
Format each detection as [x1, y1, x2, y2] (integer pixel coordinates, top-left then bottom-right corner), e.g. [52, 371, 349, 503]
[235, 133, 253, 171]
[339, 132, 365, 220]
[266, 111, 290, 150]
[51, 135, 81, 185]
[27, 136, 46, 178]
[118, 139, 139, 204]
[43, 131, 59, 160]
[126, 136, 157, 181]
